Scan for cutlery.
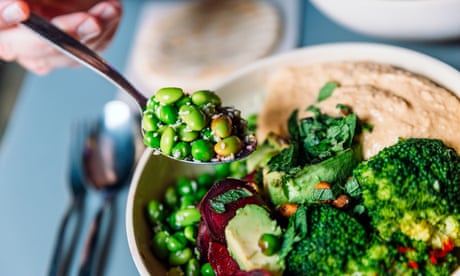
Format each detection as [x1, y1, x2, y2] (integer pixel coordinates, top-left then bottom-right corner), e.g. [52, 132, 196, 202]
[78, 101, 137, 276]
[20, 13, 256, 164]
[49, 121, 90, 276]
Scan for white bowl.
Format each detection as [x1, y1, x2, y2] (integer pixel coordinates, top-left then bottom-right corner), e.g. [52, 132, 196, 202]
[311, 0, 460, 41]
[126, 42, 460, 275]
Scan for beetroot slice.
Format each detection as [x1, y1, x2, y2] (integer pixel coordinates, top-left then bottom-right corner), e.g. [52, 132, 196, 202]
[198, 178, 266, 243]
[208, 241, 241, 275]
[196, 220, 211, 262]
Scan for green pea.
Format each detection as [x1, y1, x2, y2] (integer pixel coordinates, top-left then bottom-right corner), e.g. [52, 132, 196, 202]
[151, 231, 169, 260]
[258, 233, 281, 256]
[168, 247, 193, 266]
[184, 225, 197, 243]
[200, 262, 215, 276]
[196, 173, 215, 188]
[158, 104, 178, 124]
[174, 207, 201, 227]
[143, 131, 161, 148]
[214, 136, 243, 157]
[164, 187, 178, 208]
[172, 141, 191, 159]
[142, 111, 159, 132]
[147, 199, 164, 225]
[185, 258, 200, 276]
[191, 90, 222, 106]
[178, 124, 199, 142]
[191, 139, 214, 162]
[211, 115, 233, 138]
[155, 87, 184, 104]
[214, 163, 231, 179]
[160, 127, 176, 155]
[179, 105, 207, 131]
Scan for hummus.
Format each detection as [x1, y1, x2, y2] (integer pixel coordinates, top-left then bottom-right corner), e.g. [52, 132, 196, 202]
[257, 61, 460, 159]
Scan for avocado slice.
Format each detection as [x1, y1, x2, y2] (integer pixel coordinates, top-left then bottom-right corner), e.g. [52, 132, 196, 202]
[224, 204, 284, 275]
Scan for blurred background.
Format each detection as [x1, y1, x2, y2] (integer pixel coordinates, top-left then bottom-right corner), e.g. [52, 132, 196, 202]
[0, 0, 459, 275]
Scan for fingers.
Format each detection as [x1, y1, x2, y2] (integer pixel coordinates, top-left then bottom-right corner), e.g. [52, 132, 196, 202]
[0, 0, 122, 74]
[0, 1, 29, 28]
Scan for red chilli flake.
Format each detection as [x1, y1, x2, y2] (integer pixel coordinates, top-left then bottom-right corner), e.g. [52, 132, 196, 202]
[408, 261, 419, 269]
[397, 246, 410, 253]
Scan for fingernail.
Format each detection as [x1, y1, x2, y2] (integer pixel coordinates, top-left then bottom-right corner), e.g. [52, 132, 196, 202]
[3, 3, 27, 23]
[77, 18, 100, 41]
[100, 5, 117, 21]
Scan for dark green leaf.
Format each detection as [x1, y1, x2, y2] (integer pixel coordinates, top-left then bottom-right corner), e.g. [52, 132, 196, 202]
[311, 188, 335, 201]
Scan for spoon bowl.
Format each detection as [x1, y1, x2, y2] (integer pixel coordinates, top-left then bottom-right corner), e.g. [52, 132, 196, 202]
[21, 13, 256, 164]
[78, 100, 138, 276]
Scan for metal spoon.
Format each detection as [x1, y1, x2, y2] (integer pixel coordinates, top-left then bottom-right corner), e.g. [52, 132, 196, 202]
[20, 13, 256, 164]
[78, 100, 138, 276]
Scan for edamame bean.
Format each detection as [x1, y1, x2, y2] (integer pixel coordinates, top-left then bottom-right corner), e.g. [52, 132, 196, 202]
[164, 187, 178, 208]
[168, 211, 181, 231]
[168, 247, 193, 266]
[155, 87, 184, 104]
[201, 128, 216, 143]
[142, 111, 159, 132]
[211, 115, 232, 138]
[160, 127, 176, 155]
[179, 105, 207, 131]
[143, 131, 161, 148]
[184, 225, 197, 243]
[200, 262, 215, 276]
[214, 136, 243, 157]
[174, 207, 201, 227]
[176, 176, 195, 196]
[147, 199, 164, 225]
[196, 173, 214, 188]
[191, 139, 214, 162]
[152, 231, 169, 260]
[180, 194, 196, 209]
[229, 160, 247, 178]
[196, 187, 208, 202]
[191, 90, 221, 106]
[172, 141, 191, 159]
[158, 104, 178, 124]
[177, 124, 199, 142]
[247, 113, 258, 131]
[214, 163, 231, 179]
[258, 233, 281, 256]
[176, 96, 192, 107]
[166, 233, 186, 252]
[185, 258, 200, 276]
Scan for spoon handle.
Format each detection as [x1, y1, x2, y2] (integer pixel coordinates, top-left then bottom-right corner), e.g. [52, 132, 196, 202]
[21, 13, 148, 109]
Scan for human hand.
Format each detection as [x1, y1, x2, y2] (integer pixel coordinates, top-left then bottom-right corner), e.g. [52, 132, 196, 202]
[0, 0, 122, 74]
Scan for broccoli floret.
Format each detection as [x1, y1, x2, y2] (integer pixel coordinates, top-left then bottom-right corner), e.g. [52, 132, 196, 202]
[284, 204, 370, 275]
[353, 231, 459, 276]
[353, 138, 460, 249]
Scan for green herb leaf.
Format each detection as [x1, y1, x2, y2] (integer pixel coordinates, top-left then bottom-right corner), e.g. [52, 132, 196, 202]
[344, 176, 361, 198]
[209, 188, 252, 214]
[279, 205, 308, 259]
[311, 188, 335, 201]
[317, 81, 339, 102]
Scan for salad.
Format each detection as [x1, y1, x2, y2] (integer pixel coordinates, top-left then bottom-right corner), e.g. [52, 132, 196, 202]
[145, 82, 460, 275]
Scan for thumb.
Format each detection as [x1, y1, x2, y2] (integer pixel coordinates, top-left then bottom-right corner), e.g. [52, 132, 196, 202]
[0, 1, 29, 28]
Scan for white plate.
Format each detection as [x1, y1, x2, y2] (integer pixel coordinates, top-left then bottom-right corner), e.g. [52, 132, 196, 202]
[126, 42, 460, 275]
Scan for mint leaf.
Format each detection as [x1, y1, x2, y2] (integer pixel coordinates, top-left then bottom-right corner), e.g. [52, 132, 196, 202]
[209, 188, 252, 213]
[317, 81, 339, 102]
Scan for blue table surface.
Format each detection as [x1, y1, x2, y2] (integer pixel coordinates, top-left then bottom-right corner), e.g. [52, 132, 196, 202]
[1, 1, 460, 275]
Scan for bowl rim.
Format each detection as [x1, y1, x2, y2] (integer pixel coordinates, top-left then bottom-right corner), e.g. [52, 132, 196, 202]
[126, 42, 460, 275]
